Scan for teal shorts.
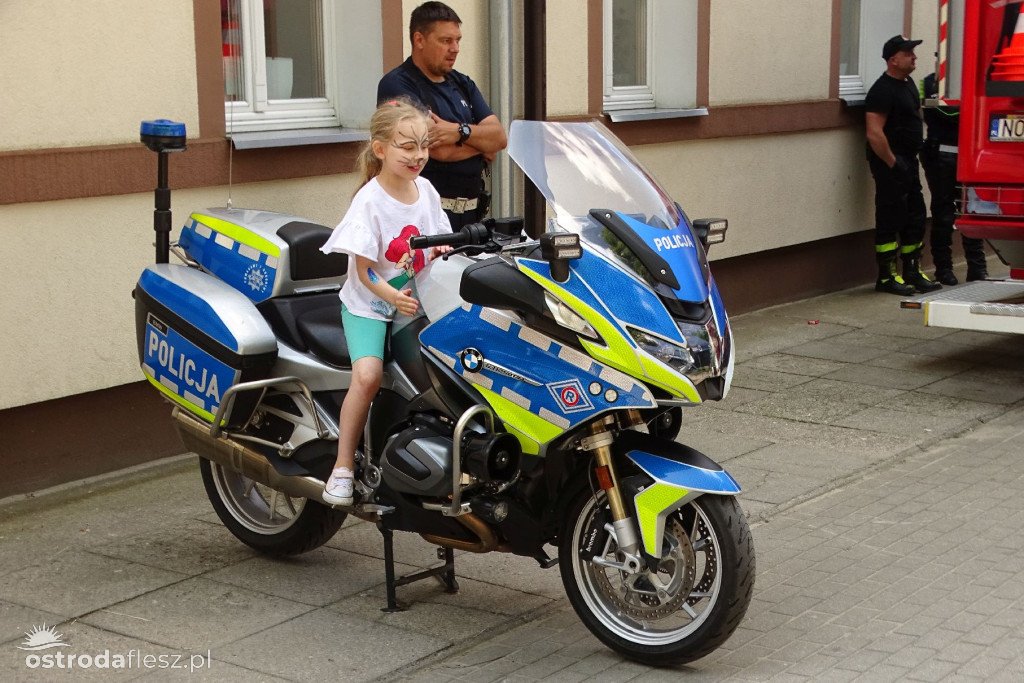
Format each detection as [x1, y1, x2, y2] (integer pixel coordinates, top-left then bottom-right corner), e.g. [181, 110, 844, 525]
[341, 304, 387, 362]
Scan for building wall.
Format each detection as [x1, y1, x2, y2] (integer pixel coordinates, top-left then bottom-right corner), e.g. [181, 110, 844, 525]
[709, 0, 834, 105]
[545, 2, 590, 117]
[634, 129, 876, 261]
[0, 175, 360, 410]
[0, 0, 939, 415]
[0, 0, 200, 151]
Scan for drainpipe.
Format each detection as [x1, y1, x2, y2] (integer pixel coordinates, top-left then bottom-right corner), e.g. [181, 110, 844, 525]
[523, 0, 546, 238]
[489, 1, 515, 220]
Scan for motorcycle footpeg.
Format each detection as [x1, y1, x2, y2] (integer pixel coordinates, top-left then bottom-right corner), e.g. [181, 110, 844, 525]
[534, 551, 559, 569]
[352, 503, 395, 515]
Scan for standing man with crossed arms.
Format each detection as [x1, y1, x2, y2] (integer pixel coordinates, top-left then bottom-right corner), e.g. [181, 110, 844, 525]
[377, 2, 507, 231]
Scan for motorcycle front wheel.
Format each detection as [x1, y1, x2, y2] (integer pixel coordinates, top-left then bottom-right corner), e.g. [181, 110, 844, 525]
[559, 488, 755, 665]
[199, 458, 347, 556]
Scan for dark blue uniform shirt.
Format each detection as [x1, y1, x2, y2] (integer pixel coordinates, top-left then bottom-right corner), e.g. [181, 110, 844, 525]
[378, 58, 494, 198]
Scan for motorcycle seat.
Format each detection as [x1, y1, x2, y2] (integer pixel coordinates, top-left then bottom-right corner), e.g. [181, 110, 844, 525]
[294, 306, 393, 369]
[295, 305, 352, 368]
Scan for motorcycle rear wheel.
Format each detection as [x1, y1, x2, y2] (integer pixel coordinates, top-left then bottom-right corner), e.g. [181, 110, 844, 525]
[199, 458, 346, 556]
[559, 488, 754, 665]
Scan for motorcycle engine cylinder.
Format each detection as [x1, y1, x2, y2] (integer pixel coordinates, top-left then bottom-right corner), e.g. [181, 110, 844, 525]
[381, 423, 454, 497]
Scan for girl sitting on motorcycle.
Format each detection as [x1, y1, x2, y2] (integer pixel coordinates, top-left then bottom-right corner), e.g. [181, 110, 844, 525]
[318, 99, 452, 505]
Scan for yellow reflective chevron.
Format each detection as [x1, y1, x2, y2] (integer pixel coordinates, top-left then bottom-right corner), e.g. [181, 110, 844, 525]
[191, 212, 281, 258]
[633, 482, 690, 556]
[474, 385, 563, 446]
[639, 356, 701, 403]
[518, 262, 697, 401]
[500, 420, 540, 455]
[144, 374, 219, 424]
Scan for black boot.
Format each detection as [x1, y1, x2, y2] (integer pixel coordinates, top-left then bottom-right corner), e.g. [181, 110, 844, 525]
[933, 266, 958, 286]
[902, 249, 942, 293]
[963, 236, 988, 281]
[876, 248, 915, 295]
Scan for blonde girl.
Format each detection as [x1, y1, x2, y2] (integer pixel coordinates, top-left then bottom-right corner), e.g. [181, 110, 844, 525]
[319, 99, 451, 505]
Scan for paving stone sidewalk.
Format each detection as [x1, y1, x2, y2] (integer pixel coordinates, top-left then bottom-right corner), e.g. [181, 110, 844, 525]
[395, 403, 1024, 683]
[1, 276, 1022, 681]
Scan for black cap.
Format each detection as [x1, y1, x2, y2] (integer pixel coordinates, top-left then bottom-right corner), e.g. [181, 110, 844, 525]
[882, 35, 923, 60]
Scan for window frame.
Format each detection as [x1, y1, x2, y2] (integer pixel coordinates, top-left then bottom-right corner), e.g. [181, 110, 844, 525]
[836, 0, 907, 103]
[600, 0, 704, 119]
[602, 0, 655, 111]
[224, 0, 340, 134]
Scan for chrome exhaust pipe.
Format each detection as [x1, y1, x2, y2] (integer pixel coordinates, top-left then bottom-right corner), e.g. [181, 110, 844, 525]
[172, 407, 325, 501]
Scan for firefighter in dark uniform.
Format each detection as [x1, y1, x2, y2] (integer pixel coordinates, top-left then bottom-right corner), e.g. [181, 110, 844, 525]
[920, 72, 988, 285]
[865, 36, 942, 295]
[377, 2, 507, 231]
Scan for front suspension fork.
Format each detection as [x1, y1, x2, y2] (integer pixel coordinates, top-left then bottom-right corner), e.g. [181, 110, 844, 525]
[582, 413, 644, 566]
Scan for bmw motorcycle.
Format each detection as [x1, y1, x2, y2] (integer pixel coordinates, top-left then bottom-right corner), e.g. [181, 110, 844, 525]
[133, 119, 754, 664]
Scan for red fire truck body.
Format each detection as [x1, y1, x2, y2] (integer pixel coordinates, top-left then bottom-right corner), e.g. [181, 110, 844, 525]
[906, 0, 1024, 333]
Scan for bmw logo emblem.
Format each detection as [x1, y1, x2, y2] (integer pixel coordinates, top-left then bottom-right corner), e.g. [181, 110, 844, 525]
[460, 348, 483, 372]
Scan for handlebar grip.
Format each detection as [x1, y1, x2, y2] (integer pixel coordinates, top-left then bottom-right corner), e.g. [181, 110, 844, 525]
[409, 232, 469, 250]
[409, 222, 492, 250]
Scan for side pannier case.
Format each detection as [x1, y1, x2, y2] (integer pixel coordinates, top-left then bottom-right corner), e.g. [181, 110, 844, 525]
[134, 264, 277, 428]
[177, 208, 347, 303]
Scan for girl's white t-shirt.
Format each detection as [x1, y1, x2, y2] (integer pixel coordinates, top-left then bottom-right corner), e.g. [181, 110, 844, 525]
[320, 176, 451, 321]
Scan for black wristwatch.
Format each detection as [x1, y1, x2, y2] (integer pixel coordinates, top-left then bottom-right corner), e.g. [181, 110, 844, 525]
[456, 122, 471, 146]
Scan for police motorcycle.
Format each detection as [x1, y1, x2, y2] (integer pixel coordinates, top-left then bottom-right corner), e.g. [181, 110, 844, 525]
[133, 118, 754, 665]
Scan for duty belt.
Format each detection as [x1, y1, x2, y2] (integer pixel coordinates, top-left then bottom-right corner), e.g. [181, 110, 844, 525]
[440, 197, 478, 214]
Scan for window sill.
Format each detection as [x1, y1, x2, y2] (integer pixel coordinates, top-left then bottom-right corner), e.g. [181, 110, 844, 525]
[228, 127, 369, 150]
[838, 94, 866, 106]
[604, 107, 709, 123]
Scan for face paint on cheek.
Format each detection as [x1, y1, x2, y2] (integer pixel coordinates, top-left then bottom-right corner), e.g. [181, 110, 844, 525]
[367, 268, 380, 284]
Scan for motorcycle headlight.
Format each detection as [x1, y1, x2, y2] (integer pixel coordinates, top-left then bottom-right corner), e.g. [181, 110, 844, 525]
[628, 327, 696, 375]
[544, 292, 598, 340]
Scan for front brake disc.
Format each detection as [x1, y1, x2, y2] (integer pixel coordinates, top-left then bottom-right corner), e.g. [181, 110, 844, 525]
[592, 517, 697, 620]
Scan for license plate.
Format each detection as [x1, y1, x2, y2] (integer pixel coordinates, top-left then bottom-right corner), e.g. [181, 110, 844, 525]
[989, 115, 1024, 141]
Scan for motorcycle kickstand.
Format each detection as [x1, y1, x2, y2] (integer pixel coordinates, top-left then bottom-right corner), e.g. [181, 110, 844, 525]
[378, 524, 459, 613]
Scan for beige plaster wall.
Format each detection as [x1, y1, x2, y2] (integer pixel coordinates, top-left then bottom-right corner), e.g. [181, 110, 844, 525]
[0, 175, 360, 410]
[0, 0, 200, 151]
[709, 0, 833, 105]
[634, 129, 876, 260]
[911, 0, 940, 79]
[545, 1, 591, 117]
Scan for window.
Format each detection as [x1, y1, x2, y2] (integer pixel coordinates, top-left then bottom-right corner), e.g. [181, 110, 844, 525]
[602, 0, 702, 118]
[838, 0, 906, 102]
[604, 0, 653, 110]
[222, 0, 382, 136]
[223, 0, 337, 132]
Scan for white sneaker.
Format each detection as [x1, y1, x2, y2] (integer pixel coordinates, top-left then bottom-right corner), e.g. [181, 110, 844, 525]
[322, 468, 354, 506]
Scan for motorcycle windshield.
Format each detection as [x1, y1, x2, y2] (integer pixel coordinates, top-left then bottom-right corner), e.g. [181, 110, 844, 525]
[507, 120, 710, 304]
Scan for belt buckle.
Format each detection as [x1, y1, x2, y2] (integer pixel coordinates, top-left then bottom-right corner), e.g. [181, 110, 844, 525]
[453, 197, 468, 214]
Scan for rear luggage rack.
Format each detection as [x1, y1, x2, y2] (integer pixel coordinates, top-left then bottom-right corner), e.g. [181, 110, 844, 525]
[212, 376, 332, 453]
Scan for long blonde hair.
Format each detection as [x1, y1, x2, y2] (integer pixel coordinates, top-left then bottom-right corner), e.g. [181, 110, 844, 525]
[356, 98, 429, 192]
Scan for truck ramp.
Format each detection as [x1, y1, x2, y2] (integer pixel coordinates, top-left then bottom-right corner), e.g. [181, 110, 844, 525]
[901, 280, 1024, 334]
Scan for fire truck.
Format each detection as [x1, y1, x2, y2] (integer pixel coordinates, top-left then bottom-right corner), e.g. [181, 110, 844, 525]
[902, 0, 1024, 333]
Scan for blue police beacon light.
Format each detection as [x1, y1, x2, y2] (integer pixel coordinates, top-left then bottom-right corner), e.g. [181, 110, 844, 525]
[140, 119, 187, 264]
